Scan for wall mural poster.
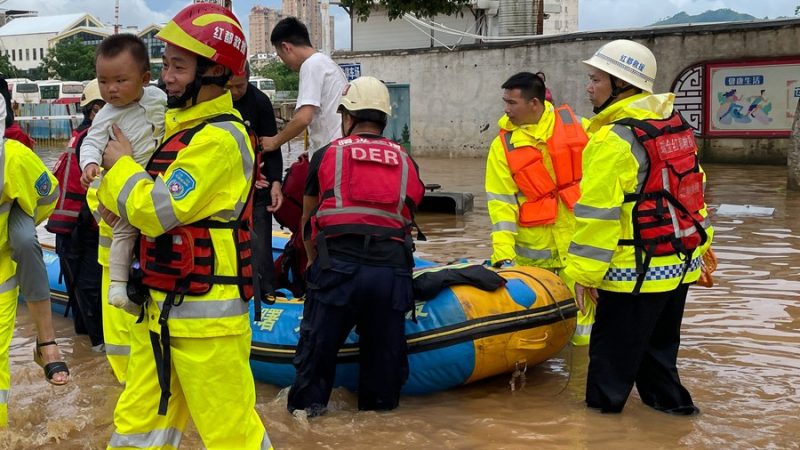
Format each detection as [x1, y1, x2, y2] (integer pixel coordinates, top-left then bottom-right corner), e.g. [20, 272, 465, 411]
[706, 60, 800, 137]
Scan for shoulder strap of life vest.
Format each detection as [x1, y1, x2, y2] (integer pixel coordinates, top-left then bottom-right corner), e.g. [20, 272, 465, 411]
[551, 105, 588, 149]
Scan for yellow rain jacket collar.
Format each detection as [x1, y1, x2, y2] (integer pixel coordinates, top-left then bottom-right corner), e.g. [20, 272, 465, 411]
[165, 91, 243, 140]
[586, 93, 675, 134]
[498, 101, 556, 146]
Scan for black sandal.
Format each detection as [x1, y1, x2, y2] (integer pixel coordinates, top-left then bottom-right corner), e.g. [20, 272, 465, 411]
[33, 340, 70, 386]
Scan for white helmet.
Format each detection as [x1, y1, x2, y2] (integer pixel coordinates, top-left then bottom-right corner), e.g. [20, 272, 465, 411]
[339, 76, 392, 116]
[583, 39, 657, 93]
[80, 79, 102, 107]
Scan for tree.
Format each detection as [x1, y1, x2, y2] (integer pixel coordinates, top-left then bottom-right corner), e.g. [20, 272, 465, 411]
[796, 5, 799, 15]
[41, 38, 96, 81]
[254, 60, 299, 92]
[340, 0, 472, 21]
[0, 54, 17, 78]
[27, 63, 49, 81]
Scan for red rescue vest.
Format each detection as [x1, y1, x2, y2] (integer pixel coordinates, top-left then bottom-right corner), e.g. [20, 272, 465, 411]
[500, 105, 588, 226]
[615, 112, 709, 292]
[139, 115, 256, 301]
[311, 136, 424, 245]
[45, 128, 91, 235]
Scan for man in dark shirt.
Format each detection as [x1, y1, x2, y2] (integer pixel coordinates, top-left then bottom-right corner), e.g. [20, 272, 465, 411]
[56, 79, 106, 350]
[230, 64, 284, 297]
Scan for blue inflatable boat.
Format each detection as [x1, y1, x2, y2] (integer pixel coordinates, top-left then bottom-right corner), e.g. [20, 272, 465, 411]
[42, 234, 577, 395]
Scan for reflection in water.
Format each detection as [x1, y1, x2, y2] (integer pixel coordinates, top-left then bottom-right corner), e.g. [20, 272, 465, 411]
[5, 148, 799, 449]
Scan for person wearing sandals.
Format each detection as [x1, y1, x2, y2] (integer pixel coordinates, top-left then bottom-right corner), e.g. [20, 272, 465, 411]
[0, 119, 67, 425]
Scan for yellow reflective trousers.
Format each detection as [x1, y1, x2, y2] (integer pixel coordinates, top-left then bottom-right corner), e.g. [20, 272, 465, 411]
[107, 316, 271, 450]
[0, 288, 16, 427]
[101, 266, 137, 384]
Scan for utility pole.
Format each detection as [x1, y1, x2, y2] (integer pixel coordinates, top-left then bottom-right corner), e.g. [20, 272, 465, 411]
[114, 0, 120, 34]
[320, 0, 331, 55]
[789, 98, 800, 191]
[535, 0, 544, 35]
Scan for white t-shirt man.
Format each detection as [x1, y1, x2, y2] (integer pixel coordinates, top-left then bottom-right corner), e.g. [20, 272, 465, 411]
[296, 52, 348, 155]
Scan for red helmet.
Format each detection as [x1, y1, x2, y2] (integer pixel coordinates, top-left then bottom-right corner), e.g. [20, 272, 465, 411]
[156, 3, 247, 76]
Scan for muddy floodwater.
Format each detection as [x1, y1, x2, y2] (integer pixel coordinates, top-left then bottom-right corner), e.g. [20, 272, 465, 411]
[2, 144, 798, 449]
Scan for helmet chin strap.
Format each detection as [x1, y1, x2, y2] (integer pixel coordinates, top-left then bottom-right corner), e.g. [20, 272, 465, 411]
[167, 66, 231, 109]
[340, 112, 358, 136]
[593, 75, 636, 114]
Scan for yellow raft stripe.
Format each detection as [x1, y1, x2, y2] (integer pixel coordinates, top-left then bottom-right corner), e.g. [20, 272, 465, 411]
[251, 298, 575, 356]
[405, 299, 573, 345]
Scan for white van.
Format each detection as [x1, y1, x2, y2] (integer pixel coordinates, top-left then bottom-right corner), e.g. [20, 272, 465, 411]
[6, 78, 41, 104]
[37, 80, 84, 104]
[249, 76, 276, 99]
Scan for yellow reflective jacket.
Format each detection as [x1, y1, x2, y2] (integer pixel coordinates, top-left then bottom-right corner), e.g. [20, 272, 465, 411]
[563, 93, 714, 293]
[98, 92, 254, 338]
[485, 102, 584, 269]
[0, 140, 59, 291]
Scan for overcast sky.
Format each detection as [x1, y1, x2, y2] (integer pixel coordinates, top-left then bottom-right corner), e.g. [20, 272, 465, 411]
[0, 0, 797, 50]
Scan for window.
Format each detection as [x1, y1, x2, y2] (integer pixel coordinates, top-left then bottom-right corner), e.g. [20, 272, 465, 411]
[40, 84, 59, 100]
[62, 84, 83, 94]
[11, 49, 14, 61]
[17, 83, 38, 93]
[25, 48, 29, 60]
[40, 48, 44, 59]
[31, 48, 36, 60]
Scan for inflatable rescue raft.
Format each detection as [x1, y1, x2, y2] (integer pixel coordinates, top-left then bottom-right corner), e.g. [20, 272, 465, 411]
[41, 234, 577, 394]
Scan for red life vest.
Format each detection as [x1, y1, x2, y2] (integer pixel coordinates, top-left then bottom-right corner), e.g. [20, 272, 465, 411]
[4, 123, 35, 149]
[311, 135, 424, 245]
[45, 128, 91, 235]
[500, 105, 588, 226]
[139, 115, 256, 301]
[615, 112, 709, 291]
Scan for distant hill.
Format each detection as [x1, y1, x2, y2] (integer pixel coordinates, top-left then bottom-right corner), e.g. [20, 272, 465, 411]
[652, 8, 758, 26]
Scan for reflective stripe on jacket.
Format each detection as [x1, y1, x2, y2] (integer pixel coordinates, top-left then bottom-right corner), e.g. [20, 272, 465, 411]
[0, 140, 59, 288]
[563, 93, 714, 293]
[97, 92, 254, 338]
[485, 102, 585, 268]
[86, 184, 112, 267]
[312, 135, 424, 243]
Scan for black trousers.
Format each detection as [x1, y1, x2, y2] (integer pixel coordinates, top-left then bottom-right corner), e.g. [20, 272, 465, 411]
[287, 258, 412, 415]
[56, 228, 103, 346]
[586, 283, 694, 413]
[251, 187, 276, 295]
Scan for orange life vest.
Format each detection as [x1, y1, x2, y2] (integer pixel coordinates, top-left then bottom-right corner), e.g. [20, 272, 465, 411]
[500, 105, 588, 226]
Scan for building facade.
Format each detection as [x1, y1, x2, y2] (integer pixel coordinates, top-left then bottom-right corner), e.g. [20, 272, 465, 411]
[249, 1, 333, 57]
[249, 5, 284, 55]
[349, 1, 579, 52]
[0, 14, 106, 72]
[541, 0, 579, 35]
[193, 0, 233, 9]
[0, 13, 162, 79]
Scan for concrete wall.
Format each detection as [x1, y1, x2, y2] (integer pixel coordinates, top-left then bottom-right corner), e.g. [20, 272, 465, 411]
[333, 18, 800, 161]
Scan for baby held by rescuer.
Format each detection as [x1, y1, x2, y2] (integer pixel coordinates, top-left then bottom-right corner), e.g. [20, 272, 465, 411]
[78, 34, 167, 313]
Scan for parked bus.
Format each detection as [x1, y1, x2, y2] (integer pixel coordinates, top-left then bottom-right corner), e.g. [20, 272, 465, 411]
[6, 78, 41, 104]
[37, 80, 84, 104]
[249, 76, 276, 99]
